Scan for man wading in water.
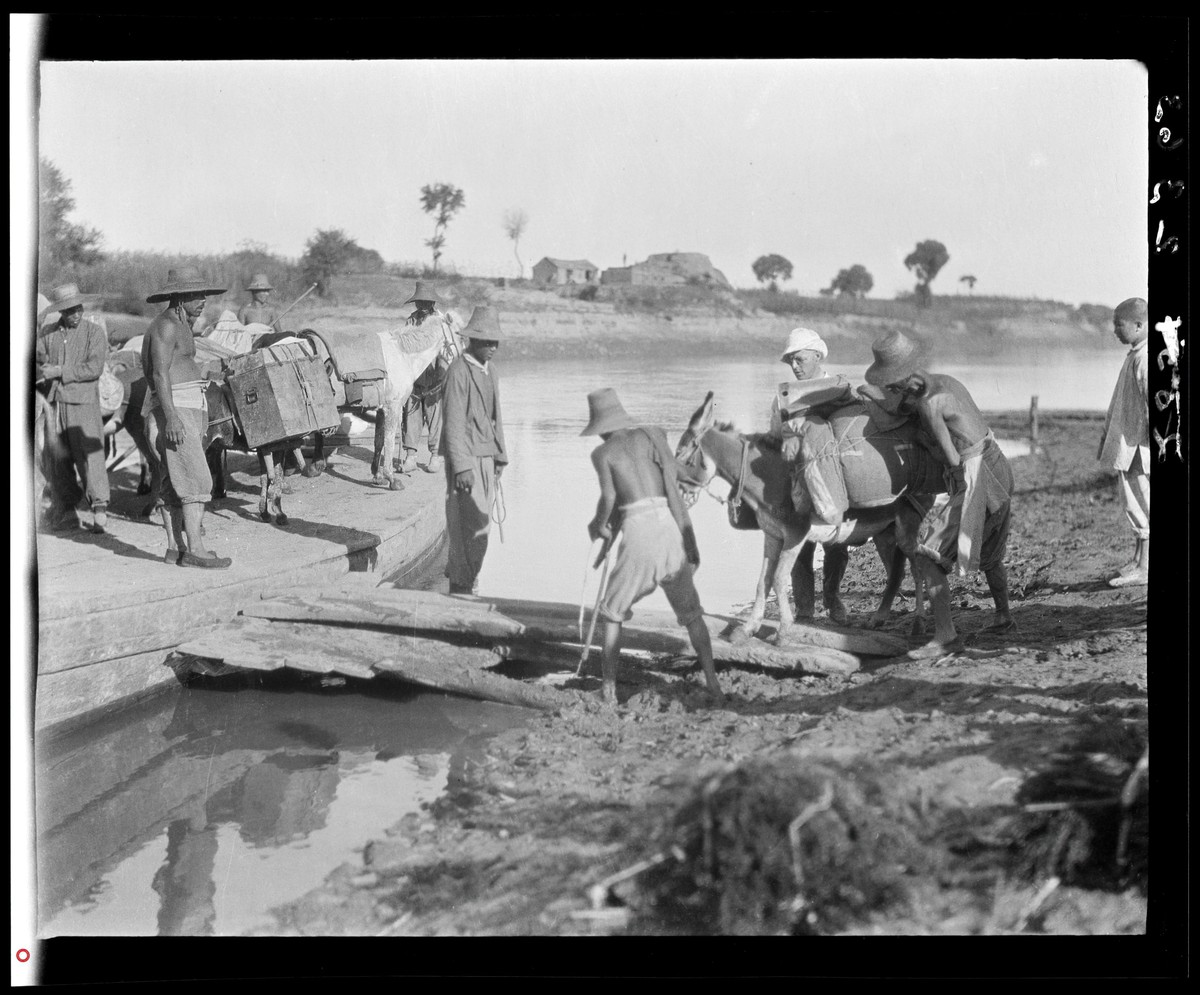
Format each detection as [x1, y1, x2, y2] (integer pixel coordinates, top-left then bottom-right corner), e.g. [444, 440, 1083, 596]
[583, 388, 723, 707]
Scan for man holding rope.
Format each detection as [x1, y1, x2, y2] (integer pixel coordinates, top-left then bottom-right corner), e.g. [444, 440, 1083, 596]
[441, 306, 507, 595]
[582, 388, 723, 707]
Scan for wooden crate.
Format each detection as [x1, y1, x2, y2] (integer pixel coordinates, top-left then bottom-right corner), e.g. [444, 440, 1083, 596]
[227, 354, 340, 449]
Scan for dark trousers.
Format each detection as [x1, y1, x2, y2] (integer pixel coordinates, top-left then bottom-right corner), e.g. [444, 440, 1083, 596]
[402, 394, 442, 455]
[47, 399, 111, 512]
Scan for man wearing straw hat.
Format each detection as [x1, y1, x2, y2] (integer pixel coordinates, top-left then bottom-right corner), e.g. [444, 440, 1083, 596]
[865, 330, 1014, 656]
[237, 273, 284, 335]
[141, 266, 232, 568]
[399, 281, 459, 475]
[582, 388, 723, 707]
[1097, 297, 1150, 588]
[440, 305, 508, 594]
[36, 283, 111, 533]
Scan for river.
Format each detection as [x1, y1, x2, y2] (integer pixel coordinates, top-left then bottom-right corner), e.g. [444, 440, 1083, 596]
[36, 349, 1121, 936]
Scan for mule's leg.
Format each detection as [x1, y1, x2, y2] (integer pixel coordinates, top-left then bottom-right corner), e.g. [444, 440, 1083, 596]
[273, 451, 289, 526]
[381, 401, 404, 491]
[821, 544, 851, 625]
[310, 431, 328, 475]
[300, 435, 322, 477]
[371, 410, 385, 483]
[868, 529, 903, 628]
[772, 539, 806, 644]
[910, 557, 927, 638]
[908, 555, 959, 657]
[258, 451, 273, 522]
[733, 535, 781, 643]
[790, 542, 817, 619]
[207, 444, 226, 501]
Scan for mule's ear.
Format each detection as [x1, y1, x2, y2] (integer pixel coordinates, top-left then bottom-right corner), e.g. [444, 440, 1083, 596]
[688, 391, 716, 434]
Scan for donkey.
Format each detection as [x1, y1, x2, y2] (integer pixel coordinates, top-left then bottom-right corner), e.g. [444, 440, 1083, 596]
[673, 391, 935, 645]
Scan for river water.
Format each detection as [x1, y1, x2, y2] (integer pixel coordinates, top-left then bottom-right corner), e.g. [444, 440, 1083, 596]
[36, 349, 1120, 936]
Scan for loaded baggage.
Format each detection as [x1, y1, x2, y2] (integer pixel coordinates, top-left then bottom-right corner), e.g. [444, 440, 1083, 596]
[224, 340, 340, 449]
[787, 401, 945, 523]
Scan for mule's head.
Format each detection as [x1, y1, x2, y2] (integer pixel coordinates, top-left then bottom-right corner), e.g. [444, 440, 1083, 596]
[674, 392, 719, 505]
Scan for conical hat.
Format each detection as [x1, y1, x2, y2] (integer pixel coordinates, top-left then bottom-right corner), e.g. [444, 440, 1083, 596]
[245, 273, 274, 291]
[146, 266, 227, 303]
[460, 305, 504, 341]
[404, 280, 441, 305]
[580, 388, 636, 436]
[864, 330, 929, 387]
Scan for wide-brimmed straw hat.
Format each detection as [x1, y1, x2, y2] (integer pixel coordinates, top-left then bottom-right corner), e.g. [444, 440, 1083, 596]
[245, 273, 274, 292]
[779, 326, 828, 363]
[39, 282, 103, 319]
[146, 266, 227, 304]
[580, 388, 636, 437]
[404, 281, 442, 305]
[864, 330, 929, 387]
[460, 305, 504, 341]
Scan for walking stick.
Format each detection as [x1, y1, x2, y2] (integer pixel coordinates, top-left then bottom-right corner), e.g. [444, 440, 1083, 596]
[577, 532, 616, 675]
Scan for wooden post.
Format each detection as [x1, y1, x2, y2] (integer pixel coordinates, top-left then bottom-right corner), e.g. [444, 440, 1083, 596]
[1029, 395, 1039, 450]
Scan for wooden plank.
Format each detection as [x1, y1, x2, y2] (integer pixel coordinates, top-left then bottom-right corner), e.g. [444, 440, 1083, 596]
[244, 594, 883, 673]
[245, 591, 905, 658]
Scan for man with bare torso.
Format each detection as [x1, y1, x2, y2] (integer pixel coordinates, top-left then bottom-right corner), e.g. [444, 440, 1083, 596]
[141, 267, 231, 568]
[583, 388, 723, 707]
[866, 331, 1014, 657]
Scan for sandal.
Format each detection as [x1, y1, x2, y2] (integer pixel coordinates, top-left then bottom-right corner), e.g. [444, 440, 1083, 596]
[179, 550, 232, 569]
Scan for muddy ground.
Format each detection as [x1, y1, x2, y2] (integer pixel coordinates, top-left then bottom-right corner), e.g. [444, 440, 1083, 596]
[255, 413, 1151, 938]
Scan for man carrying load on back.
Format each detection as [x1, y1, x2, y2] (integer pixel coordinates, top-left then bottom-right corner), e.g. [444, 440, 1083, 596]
[583, 388, 723, 708]
[866, 330, 1014, 656]
[400, 281, 459, 475]
[767, 327, 857, 622]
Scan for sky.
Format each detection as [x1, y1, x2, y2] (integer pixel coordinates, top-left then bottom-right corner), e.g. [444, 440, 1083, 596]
[25, 54, 1147, 306]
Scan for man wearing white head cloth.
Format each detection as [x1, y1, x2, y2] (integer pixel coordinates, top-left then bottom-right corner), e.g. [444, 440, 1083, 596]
[764, 328, 858, 623]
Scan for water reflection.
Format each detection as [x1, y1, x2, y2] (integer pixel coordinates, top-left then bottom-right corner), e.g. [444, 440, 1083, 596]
[37, 681, 527, 936]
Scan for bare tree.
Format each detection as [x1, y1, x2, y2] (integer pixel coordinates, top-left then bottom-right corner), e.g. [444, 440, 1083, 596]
[503, 209, 529, 279]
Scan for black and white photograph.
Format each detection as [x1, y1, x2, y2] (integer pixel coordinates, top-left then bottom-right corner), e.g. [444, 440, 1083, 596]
[11, 13, 1189, 982]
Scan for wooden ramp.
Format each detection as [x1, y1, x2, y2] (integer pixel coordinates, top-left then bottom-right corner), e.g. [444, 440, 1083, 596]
[175, 586, 909, 710]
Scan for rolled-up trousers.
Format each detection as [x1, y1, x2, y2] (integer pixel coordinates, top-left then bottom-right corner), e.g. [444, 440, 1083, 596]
[47, 399, 111, 512]
[1119, 453, 1150, 541]
[445, 455, 495, 589]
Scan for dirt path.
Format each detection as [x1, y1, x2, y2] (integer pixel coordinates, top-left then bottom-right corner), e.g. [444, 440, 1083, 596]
[252, 413, 1149, 937]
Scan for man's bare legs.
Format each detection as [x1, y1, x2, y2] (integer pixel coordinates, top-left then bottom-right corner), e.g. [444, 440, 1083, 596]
[983, 562, 1015, 631]
[599, 618, 723, 707]
[908, 556, 962, 658]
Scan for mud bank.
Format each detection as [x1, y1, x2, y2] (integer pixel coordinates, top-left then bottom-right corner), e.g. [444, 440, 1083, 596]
[246, 411, 1154, 938]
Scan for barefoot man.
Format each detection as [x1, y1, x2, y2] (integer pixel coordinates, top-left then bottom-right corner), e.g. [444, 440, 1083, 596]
[142, 267, 232, 568]
[865, 331, 1014, 657]
[582, 388, 723, 707]
[1098, 297, 1149, 588]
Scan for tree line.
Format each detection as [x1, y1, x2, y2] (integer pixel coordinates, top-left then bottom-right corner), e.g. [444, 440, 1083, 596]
[752, 238, 963, 306]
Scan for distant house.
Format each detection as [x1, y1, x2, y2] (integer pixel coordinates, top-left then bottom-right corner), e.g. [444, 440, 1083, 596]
[601, 252, 731, 290]
[532, 257, 600, 286]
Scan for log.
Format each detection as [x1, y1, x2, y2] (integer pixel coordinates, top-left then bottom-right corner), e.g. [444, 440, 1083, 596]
[174, 617, 578, 711]
[245, 593, 903, 662]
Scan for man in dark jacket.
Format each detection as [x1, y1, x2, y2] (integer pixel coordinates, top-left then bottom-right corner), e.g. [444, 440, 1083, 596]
[36, 283, 110, 533]
[440, 306, 508, 594]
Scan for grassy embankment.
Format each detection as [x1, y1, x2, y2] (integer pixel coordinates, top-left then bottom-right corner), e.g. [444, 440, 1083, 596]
[55, 250, 1122, 364]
